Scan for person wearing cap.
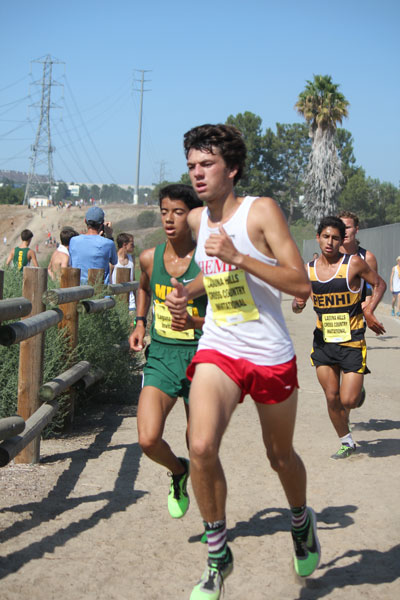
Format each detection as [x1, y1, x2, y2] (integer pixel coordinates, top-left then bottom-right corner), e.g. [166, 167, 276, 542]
[389, 256, 400, 316]
[69, 206, 118, 283]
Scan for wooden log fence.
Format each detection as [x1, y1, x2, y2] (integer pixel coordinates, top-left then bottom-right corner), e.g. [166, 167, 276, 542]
[0, 297, 32, 322]
[0, 265, 137, 466]
[0, 416, 25, 441]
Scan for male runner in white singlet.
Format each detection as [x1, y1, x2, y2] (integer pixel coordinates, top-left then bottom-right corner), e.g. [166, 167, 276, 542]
[165, 124, 320, 599]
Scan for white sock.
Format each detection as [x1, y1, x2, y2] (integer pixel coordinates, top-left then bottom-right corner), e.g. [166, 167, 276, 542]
[340, 433, 355, 447]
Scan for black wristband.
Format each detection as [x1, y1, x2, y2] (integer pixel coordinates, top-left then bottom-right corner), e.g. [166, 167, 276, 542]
[134, 316, 147, 328]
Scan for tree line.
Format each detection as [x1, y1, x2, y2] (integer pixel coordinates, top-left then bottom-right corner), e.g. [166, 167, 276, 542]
[2, 75, 399, 228]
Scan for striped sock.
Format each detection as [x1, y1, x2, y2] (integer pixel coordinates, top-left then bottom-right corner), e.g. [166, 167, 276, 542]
[291, 504, 310, 540]
[340, 433, 355, 447]
[204, 518, 228, 562]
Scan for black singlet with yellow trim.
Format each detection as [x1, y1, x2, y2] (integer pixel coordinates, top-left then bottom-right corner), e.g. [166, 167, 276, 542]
[149, 242, 207, 346]
[308, 254, 364, 348]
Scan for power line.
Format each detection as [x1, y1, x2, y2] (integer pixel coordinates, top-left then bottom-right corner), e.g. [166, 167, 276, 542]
[132, 69, 151, 204]
[23, 54, 64, 205]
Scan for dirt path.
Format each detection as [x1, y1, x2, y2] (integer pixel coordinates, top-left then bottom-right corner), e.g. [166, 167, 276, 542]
[1, 300, 400, 599]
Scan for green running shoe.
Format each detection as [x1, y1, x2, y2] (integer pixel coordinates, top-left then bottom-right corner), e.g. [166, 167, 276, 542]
[167, 457, 189, 518]
[292, 508, 321, 578]
[190, 547, 233, 600]
[330, 443, 356, 460]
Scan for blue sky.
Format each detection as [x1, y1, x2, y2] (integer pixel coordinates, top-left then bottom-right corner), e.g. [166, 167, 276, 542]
[1, 0, 399, 189]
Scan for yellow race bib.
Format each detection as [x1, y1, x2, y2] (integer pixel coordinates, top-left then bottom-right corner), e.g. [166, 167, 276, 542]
[154, 302, 194, 340]
[203, 269, 259, 327]
[322, 313, 351, 343]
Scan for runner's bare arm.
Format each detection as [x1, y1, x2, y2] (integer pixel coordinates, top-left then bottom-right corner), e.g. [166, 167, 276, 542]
[350, 255, 386, 334]
[129, 248, 154, 351]
[28, 250, 39, 267]
[205, 198, 310, 300]
[365, 250, 378, 273]
[292, 265, 312, 313]
[5, 249, 14, 266]
[166, 277, 205, 331]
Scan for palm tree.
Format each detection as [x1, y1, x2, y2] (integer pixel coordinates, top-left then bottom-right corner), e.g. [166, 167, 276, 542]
[295, 75, 349, 225]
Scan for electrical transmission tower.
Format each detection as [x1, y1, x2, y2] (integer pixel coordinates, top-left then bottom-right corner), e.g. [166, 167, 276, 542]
[23, 54, 64, 206]
[132, 69, 151, 205]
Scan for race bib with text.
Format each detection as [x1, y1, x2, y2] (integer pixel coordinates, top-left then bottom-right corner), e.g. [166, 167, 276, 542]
[154, 302, 194, 340]
[322, 312, 351, 343]
[203, 269, 259, 327]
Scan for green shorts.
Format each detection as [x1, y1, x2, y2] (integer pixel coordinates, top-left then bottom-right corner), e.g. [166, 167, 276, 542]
[311, 330, 370, 374]
[142, 340, 198, 403]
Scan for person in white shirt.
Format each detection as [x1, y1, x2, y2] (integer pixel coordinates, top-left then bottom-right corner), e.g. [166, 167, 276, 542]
[111, 232, 136, 312]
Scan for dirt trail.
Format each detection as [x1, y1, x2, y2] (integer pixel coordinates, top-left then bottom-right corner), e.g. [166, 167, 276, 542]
[0, 299, 399, 599]
[0, 203, 160, 267]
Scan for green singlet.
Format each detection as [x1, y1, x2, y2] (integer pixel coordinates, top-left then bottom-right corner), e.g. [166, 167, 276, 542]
[149, 242, 207, 346]
[13, 247, 30, 271]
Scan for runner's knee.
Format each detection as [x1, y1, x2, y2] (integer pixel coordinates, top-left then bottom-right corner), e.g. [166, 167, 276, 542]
[266, 447, 295, 474]
[190, 435, 219, 464]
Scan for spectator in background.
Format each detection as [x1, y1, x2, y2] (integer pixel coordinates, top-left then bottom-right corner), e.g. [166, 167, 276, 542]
[6, 229, 39, 270]
[48, 227, 79, 281]
[389, 256, 400, 316]
[69, 206, 117, 283]
[111, 232, 136, 314]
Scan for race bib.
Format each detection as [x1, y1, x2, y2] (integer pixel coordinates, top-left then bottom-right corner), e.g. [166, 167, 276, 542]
[203, 269, 259, 327]
[154, 302, 194, 340]
[322, 313, 351, 343]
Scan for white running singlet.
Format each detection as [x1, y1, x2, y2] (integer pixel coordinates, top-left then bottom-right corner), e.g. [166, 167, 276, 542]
[195, 196, 294, 366]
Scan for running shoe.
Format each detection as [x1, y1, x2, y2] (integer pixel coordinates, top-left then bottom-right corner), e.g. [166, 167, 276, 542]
[397, 312, 400, 317]
[167, 457, 189, 518]
[392, 308, 395, 316]
[190, 547, 233, 600]
[330, 443, 356, 460]
[357, 387, 366, 408]
[292, 508, 321, 578]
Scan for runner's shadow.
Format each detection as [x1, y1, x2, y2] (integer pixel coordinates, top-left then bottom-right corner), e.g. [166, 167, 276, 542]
[188, 505, 357, 544]
[0, 405, 146, 579]
[297, 545, 400, 598]
[351, 418, 400, 432]
[353, 438, 400, 458]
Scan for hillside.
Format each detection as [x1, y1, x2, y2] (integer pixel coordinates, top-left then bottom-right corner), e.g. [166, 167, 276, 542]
[0, 203, 164, 266]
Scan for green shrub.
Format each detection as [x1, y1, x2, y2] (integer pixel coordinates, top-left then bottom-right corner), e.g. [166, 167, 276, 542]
[0, 268, 140, 435]
[137, 210, 157, 228]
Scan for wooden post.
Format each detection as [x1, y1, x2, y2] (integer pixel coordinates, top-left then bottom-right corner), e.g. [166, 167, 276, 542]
[87, 268, 105, 291]
[115, 267, 131, 304]
[59, 267, 80, 427]
[15, 267, 47, 464]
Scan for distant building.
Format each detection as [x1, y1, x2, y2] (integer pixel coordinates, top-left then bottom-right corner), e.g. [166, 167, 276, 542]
[68, 184, 80, 197]
[28, 196, 52, 208]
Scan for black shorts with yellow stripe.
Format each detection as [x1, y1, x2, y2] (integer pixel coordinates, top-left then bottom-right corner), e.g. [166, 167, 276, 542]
[310, 329, 370, 374]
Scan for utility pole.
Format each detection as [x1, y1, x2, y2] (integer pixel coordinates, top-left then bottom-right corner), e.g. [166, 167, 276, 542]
[133, 69, 151, 205]
[23, 54, 63, 206]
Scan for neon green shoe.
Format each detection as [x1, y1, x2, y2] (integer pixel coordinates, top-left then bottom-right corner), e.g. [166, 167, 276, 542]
[330, 443, 356, 460]
[292, 508, 321, 577]
[167, 457, 189, 518]
[190, 547, 233, 599]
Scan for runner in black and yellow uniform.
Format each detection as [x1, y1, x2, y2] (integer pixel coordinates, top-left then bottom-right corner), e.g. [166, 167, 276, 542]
[293, 216, 386, 459]
[129, 184, 206, 519]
